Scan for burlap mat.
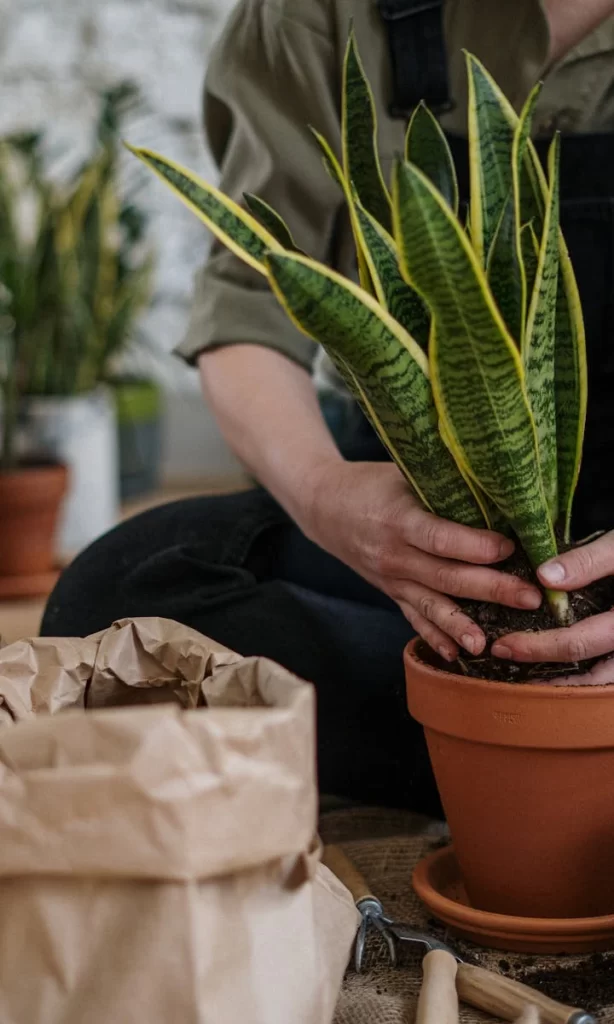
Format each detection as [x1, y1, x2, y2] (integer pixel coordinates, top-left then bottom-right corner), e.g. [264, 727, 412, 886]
[320, 807, 614, 1023]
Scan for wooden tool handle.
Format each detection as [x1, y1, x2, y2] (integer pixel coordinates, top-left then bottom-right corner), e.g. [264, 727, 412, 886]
[416, 950, 459, 1024]
[514, 1007, 540, 1024]
[457, 963, 588, 1023]
[321, 845, 375, 904]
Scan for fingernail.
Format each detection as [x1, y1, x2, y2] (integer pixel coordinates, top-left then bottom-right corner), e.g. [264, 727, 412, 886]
[438, 645, 454, 662]
[540, 560, 566, 585]
[492, 643, 512, 659]
[519, 590, 542, 610]
[462, 633, 480, 654]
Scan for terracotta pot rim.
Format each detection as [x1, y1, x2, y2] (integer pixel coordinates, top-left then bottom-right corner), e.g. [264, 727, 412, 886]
[413, 846, 614, 937]
[406, 636, 614, 697]
[0, 461, 67, 481]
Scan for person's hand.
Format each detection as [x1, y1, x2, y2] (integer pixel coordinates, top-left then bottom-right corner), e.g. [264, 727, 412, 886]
[303, 460, 542, 661]
[491, 530, 614, 681]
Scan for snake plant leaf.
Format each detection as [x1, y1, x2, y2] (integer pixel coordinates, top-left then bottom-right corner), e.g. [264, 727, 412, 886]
[325, 347, 441, 506]
[555, 253, 587, 539]
[527, 153, 587, 538]
[520, 222, 539, 322]
[466, 53, 515, 265]
[511, 84, 541, 347]
[243, 193, 303, 252]
[487, 196, 523, 346]
[126, 144, 282, 274]
[524, 135, 561, 521]
[516, 124, 587, 537]
[437, 392, 506, 532]
[342, 30, 391, 231]
[393, 159, 558, 572]
[327, 346, 494, 526]
[405, 101, 459, 213]
[265, 250, 487, 527]
[310, 127, 373, 293]
[353, 198, 430, 349]
[459, 68, 588, 539]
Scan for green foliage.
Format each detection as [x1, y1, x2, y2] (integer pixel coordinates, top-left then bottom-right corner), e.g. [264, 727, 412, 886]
[265, 251, 486, 526]
[405, 101, 459, 213]
[0, 85, 154, 470]
[130, 45, 588, 624]
[342, 30, 391, 231]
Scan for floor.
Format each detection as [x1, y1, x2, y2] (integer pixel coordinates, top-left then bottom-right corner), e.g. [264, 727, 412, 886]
[0, 476, 248, 646]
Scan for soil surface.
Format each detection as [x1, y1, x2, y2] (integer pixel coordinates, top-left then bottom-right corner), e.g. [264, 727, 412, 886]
[510, 953, 614, 1017]
[422, 538, 614, 683]
[425, 905, 614, 1017]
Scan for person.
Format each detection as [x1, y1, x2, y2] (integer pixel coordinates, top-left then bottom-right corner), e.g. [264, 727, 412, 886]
[42, 0, 614, 810]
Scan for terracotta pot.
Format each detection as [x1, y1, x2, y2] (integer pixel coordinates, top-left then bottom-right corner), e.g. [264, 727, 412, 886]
[405, 637, 614, 920]
[0, 463, 68, 579]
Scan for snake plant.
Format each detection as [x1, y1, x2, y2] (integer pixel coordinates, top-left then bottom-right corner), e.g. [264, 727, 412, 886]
[129, 37, 587, 626]
[0, 87, 154, 471]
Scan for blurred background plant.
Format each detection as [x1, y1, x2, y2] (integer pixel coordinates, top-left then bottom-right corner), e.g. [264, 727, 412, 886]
[0, 82, 155, 472]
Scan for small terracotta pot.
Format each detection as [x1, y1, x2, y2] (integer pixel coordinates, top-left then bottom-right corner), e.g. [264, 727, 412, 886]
[0, 463, 68, 579]
[405, 637, 614, 919]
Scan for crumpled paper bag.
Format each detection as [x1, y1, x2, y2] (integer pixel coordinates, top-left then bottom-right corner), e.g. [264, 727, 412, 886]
[0, 617, 359, 1024]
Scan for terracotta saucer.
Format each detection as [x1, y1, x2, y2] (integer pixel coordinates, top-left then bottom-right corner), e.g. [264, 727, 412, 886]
[413, 846, 614, 954]
[0, 568, 60, 601]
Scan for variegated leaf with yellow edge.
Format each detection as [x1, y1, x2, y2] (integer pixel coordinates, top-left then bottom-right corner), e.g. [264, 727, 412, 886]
[342, 30, 391, 231]
[243, 193, 303, 253]
[511, 83, 541, 348]
[459, 60, 587, 540]
[352, 196, 430, 349]
[393, 159, 563, 614]
[265, 250, 488, 527]
[126, 143, 284, 273]
[487, 195, 524, 346]
[405, 101, 459, 213]
[466, 52, 515, 265]
[310, 127, 373, 294]
[523, 135, 561, 523]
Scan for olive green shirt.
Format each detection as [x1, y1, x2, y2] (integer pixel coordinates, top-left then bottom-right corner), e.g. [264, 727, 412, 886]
[177, 0, 614, 396]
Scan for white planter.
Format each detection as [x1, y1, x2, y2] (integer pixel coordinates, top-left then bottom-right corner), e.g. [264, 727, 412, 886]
[20, 387, 119, 559]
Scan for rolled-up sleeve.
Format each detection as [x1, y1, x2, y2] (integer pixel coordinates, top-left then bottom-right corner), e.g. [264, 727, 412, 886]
[176, 0, 342, 368]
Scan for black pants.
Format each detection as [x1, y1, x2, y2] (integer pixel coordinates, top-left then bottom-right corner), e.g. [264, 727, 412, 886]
[42, 477, 442, 814]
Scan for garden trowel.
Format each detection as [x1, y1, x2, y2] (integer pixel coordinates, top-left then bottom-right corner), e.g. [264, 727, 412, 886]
[322, 845, 595, 1024]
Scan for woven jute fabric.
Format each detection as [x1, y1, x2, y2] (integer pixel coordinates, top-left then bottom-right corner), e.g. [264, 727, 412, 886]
[320, 807, 614, 1023]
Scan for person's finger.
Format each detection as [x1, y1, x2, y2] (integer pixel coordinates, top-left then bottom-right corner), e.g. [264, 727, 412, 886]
[400, 603, 459, 663]
[538, 530, 614, 590]
[492, 610, 614, 663]
[392, 581, 485, 654]
[548, 656, 614, 686]
[389, 547, 542, 610]
[406, 509, 515, 565]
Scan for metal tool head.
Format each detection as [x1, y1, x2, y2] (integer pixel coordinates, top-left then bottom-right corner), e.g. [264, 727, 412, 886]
[385, 921, 462, 962]
[353, 898, 461, 972]
[354, 898, 396, 973]
[567, 1015, 597, 1024]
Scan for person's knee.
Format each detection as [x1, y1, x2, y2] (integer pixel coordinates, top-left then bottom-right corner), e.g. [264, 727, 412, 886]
[41, 489, 279, 638]
[41, 524, 132, 637]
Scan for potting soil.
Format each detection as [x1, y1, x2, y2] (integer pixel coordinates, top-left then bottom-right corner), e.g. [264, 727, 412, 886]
[431, 542, 614, 683]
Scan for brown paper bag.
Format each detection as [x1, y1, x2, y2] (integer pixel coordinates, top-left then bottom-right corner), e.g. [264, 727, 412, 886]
[0, 618, 359, 1024]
